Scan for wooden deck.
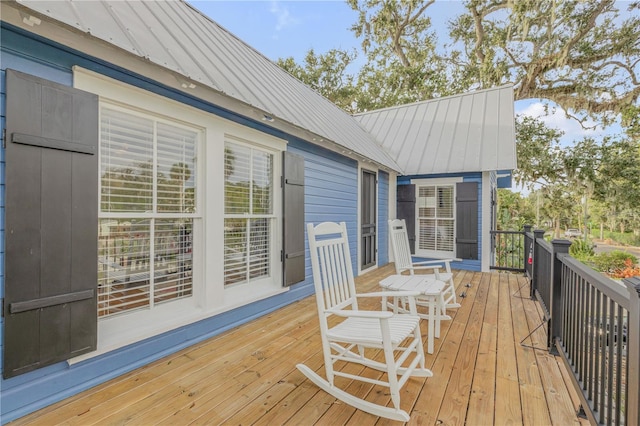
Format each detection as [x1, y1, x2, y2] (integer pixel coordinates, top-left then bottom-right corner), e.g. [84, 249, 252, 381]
[11, 265, 589, 425]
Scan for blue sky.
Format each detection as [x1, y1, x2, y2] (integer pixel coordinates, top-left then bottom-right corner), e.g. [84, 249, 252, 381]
[189, 1, 610, 145]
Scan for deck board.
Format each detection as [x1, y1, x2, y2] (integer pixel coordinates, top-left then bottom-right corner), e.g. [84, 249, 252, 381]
[10, 265, 584, 426]
[467, 272, 499, 426]
[495, 273, 524, 425]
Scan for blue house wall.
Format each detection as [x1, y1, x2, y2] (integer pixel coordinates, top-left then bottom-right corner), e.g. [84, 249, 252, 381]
[0, 23, 390, 422]
[397, 172, 483, 272]
[378, 171, 389, 265]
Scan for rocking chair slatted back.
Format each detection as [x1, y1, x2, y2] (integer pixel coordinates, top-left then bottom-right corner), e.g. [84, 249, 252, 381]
[389, 219, 415, 275]
[308, 222, 357, 312]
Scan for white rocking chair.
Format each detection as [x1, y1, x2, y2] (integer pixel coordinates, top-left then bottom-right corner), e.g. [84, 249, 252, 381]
[297, 221, 432, 422]
[388, 218, 460, 316]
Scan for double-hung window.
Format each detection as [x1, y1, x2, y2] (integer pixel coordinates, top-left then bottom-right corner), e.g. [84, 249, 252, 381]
[98, 106, 200, 317]
[417, 184, 455, 257]
[223, 140, 275, 286]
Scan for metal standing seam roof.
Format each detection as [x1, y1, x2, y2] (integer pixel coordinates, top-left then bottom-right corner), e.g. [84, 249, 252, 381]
[354, 85, 517, 175]
[12, 0, 402, 171]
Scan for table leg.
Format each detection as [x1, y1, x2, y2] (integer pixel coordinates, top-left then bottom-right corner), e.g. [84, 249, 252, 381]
[428, 296, 435, 354]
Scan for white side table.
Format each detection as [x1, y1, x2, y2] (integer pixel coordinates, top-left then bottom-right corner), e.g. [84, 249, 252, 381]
[380, 274, 449, 354]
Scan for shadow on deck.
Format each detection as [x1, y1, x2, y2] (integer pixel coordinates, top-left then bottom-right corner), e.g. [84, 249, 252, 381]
[11, 264, 588, 425]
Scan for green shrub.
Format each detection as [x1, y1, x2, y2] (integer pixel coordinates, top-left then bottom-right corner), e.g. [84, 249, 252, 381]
[569, 239, 594, 259]
[589, 228, 640, 246]
[591, 250, 638, 273]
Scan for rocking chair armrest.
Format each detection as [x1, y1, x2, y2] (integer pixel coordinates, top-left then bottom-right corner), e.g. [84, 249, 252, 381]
[412, 258, 456, 266]
[327, 309, 394, 319]
[410, 264, 442, 271]
[356, 290, 421, 299]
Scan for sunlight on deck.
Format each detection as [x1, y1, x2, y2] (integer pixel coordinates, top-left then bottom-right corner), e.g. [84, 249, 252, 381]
[10, 265, 588, 425]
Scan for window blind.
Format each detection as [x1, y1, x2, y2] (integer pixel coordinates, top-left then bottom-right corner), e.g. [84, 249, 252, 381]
[98, 107, 197, 317]
[224, 142, 273, 286]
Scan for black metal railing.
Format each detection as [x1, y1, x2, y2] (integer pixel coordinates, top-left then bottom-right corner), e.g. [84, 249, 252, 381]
[556, 256, 633, 426]
[531, 230, 553, 322]
[519, 227, 640, 426]
[490, 230, 526, 272]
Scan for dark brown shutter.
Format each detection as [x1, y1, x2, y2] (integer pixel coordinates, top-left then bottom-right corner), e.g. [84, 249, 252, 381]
[456, 182, 478, 260]
[3, 69, 99, 378]
[397, 184, 416, 254]
[282, 151, 305, 286]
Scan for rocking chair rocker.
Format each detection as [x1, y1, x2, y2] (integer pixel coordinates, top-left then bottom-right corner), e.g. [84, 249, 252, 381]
[297, 221, 432, 422]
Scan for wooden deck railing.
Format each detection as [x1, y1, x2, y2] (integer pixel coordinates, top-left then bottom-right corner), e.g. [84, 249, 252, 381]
[519, 226, 640, 426]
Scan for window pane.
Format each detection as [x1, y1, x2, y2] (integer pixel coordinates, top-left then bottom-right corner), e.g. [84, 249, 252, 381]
[418, 218, 436, 251]
[418, 186, 436, 218]
[224, 218, 247, 285]
[157, 123, 197, 213]
[437, 219, 455, 251]
[437, 187, 454, 218]
[98, 219, 151, 317]
[252, 151, 273, 215]
[225, 144, 251, 214]
[154, 219, 193, 304]
[249, 218, 270, 279]
[101, 109, 153, 212]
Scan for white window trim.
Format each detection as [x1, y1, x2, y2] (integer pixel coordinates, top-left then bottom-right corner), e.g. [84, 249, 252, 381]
[411, 177, 462, 259]
[222, 135, 284, 300]
[72, 67, 289, 361]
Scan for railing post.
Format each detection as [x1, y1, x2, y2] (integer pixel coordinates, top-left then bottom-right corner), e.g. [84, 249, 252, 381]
[549, 239, 571, 354]
[531, 230, 545, 299]
[523, 225, 532, 277]
[624, 276, 640, 426]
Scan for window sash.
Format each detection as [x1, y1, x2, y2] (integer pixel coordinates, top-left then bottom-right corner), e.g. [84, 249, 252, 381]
[224, 141, 275, 286]
[98, 105, 199, 318]
[100, 106, 198, 215]
[417, 184, 455, 253]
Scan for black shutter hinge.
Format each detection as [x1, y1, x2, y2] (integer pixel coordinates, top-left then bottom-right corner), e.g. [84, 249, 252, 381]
[2, 129, 6, 149]
[1, 298, 4, 318]
[281, 250, 284, 262]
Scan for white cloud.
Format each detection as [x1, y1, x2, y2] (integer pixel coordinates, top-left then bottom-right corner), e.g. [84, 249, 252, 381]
[516, 101, 604, 142]
[270, 1, 299, 32]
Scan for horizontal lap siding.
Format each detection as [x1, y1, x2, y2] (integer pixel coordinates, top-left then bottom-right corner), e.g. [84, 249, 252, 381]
[288, 140, 359, 281]
[0, 25, 360, 422]
[378, 171, 389, 265]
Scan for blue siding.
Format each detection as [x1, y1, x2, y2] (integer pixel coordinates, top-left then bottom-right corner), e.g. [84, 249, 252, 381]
[288, 139, 359, 280]
[378, 171, 389, 265]
[496, 169, 512, 188]
[397, 172, 483, 272]
[0, 24, 361, 423]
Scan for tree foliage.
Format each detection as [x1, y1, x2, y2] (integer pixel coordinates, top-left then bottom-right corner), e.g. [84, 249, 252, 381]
[349, 0, 640, 123]
[275, 0, 640, 235]
[277, 49, 359, 112]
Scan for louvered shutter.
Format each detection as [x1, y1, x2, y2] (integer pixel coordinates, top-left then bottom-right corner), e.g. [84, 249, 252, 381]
[456, 182, 478, 260]
[397, 184, 416, 254]
[3, 69, 98, 378]
[282, 151, 305, 286]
